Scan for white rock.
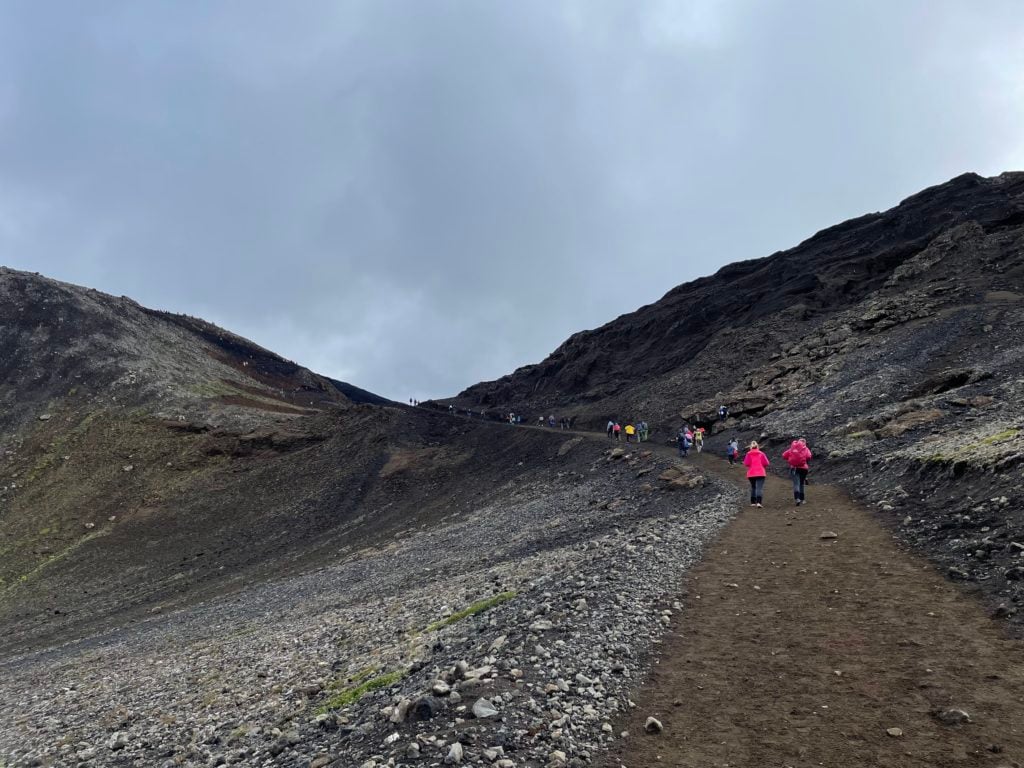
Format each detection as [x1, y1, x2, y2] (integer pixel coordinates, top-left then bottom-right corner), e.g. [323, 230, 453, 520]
[444, 741, 464, 764]
[472, 697, 500, 719]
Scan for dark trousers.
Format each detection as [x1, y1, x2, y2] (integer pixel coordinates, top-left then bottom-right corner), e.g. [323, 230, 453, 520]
[791, 468, 809, 500]
[749, 476, 765, 504]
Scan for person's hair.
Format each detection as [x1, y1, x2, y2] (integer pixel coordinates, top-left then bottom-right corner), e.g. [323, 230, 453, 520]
[749, 441, 759, 449]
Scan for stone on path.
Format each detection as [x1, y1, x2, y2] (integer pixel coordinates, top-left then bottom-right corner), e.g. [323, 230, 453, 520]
[935, 708, 971, 725]
[644, 716, 663, 734]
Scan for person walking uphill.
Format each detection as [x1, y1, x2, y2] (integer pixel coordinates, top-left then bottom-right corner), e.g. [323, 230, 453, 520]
[726, 438, 739, 465]
[782, 438, 813, 506]
[743, 441, 770, 508]
[677, 427, 692, 457]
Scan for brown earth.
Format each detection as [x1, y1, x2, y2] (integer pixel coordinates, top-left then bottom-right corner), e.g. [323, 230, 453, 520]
[604, 451, 1024, 768]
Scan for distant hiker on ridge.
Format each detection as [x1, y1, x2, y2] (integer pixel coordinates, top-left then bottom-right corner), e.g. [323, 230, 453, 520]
[743, 441, 770, 508]
[613, 422, 621, 441]
[694, 428, 704, 454]
[607, 420, 615, 438]
[624, 423, 636, 443]
[782, 438, 813, 506]
[719, 405, 729, 421]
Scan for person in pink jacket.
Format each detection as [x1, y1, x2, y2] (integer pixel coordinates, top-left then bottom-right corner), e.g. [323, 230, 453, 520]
[782, 438, 813, 506]
[743, 441, 770, 508]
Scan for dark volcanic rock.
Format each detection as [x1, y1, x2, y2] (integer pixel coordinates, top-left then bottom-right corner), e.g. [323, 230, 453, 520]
[454, 170, 1024, 627]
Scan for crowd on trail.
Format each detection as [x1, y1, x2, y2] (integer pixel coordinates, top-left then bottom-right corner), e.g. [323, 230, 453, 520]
[664, 403, 814, 509]
[419, 397, 814, 509]
[605, 420, 650, 443]
[674, 426, 813, 508]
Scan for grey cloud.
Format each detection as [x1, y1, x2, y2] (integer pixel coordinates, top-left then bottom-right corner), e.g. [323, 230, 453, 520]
[0, 1, 1022, 400]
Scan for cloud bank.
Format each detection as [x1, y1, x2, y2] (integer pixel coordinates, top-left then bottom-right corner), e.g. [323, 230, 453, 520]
[1, 1, 1022, 399]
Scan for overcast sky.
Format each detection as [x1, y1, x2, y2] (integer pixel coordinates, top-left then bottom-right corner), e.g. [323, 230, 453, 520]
[1, 2, 1022, 400]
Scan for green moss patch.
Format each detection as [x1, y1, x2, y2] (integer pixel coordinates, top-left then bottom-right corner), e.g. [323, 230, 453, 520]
[982, 428, 1019, 445]
[425, 591, 516, 633]
[317, 670, 405, 713]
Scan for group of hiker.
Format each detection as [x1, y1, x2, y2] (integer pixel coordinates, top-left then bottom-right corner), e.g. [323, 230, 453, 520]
[674, 425, 706, 456]
[605, 420, 650, 443]
[736, 439, 812, 507]
[538, 415, 575, 429]
[673, 424, 813, 508]
[435, 400, 814, 508]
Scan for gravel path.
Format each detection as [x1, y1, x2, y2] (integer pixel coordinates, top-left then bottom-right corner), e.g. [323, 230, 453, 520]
[603, 454, 1024, 768]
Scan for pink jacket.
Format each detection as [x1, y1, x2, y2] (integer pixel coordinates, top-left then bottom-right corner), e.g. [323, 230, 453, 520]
[743, 449, 770, 478]
[782, 441, 812, 470]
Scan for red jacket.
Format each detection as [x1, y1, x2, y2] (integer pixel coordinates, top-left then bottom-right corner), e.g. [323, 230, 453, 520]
[782, 441, 812, 470]
[743, 449, 770, 478]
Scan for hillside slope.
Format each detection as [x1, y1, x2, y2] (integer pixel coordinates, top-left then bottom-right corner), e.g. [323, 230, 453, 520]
[0, 268, 401, 647]
[458, 170, 1024, 622]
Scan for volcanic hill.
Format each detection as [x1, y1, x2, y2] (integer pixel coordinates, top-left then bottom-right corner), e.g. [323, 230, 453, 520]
[2, 171, 1024, 768]
[457, 170, 1024, 619]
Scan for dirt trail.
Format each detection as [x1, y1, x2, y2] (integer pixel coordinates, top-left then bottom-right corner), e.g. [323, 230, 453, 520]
[603, 452, 1024, 768]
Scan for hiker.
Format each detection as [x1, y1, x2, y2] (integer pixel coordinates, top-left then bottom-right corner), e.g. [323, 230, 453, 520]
[607, 420, 615, 438]
[613, 422, 621, 441]
[743, 441, 770, 508]
[625, 423, 636, 443]
[639, 420, 648, 442]
[539, 415, 545, 427]
[719, 405, 728, 421]
[782, 438, 813, 506]
[694, 428, 704, 453]
[726, 438, 739, 465]
[677, 427, 692, 457]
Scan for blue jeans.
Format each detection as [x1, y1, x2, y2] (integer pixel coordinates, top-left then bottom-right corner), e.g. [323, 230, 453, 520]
[791, 468, 808, 500]
[749, 476, 765, 504]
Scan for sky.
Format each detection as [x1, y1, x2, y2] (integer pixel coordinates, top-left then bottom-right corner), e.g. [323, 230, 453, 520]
[1, 2, 1022, 401]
